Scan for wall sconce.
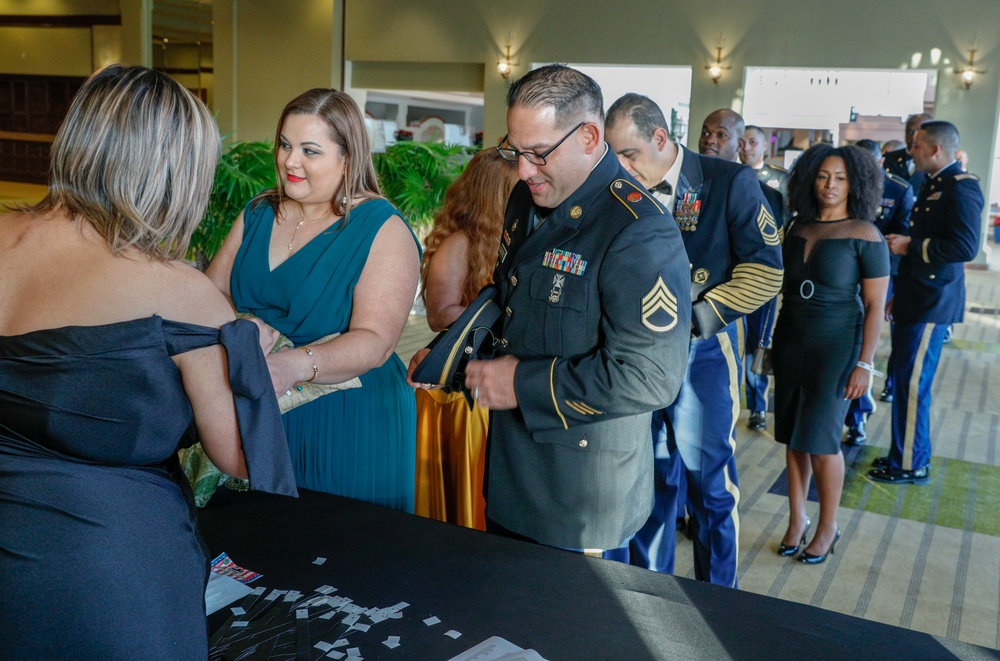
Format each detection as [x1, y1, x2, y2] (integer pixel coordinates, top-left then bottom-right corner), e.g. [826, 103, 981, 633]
[706, 45, 730, 84]
[955, 46, 985, 90]
[497, 35, 518, 80]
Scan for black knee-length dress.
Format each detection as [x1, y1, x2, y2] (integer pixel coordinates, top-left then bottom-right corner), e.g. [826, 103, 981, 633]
[772, 218, 889, 454]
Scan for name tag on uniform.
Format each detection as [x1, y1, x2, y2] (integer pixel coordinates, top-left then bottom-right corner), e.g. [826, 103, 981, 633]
[927, 192, 943, 201]
[543, 249, 587, 276]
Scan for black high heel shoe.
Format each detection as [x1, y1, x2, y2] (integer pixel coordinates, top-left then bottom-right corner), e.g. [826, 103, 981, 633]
[776, 518, 811, 557]
[798, 528, 841, 564]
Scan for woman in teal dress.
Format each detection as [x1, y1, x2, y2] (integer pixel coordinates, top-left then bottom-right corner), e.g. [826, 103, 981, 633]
[208, 89, 421, 512]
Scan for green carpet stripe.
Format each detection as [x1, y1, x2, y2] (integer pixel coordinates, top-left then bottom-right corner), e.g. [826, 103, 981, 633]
[949, 338, 1000, 355]
[934, 459, 969, 529]
[899, 466, 934, 522]
[973, 463, 1000, 536]
[866, 477, 904, 516]
[840, 446, 880, 510]
[836, 454, 1000, 535]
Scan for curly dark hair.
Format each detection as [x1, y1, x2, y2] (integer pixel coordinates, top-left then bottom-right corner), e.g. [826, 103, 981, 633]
[787, 143, 883, 222]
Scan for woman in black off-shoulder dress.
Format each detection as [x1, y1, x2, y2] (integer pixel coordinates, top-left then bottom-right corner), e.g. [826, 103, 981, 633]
[0, 65, 296, 659]
[771, 144, 889, 564]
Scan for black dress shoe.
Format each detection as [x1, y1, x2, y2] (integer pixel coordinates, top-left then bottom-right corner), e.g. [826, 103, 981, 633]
[843, 420, 866, 446]
[868, 464, 930, 484]
[871, 456, 933, 472]
[798, 528, 840, 564]
[777, 518, 811, 557]
[879, 387, 893, 403]
[747, 411, 766, 431]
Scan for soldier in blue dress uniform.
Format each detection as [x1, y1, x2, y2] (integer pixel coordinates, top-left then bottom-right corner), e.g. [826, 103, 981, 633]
[868, 121, 982, 484]
[740, 125, 787, 430]
[606, 96, 783, 587]
[883, 113, 933, 189]
[842, 139, 914, 444]
[880, 115, 933, 403]
[741, 125, 790, 196]
[416, 65, 692, 555]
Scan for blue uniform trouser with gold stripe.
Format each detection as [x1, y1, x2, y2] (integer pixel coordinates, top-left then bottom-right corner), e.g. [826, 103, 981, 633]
[630, 322, 741, 588]
[846, 278, 895, 427]
[883, 278, 896, 393]
[889, 322, 947, 470]
[743, 300, 774, 412]
[844, 387, 876, 427]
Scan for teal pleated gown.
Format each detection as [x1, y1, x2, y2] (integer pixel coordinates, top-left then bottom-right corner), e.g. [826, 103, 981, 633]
[230, 197, 417, 512]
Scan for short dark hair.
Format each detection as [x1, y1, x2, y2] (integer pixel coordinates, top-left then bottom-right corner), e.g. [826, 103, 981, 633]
[919, 120, 960, 155]
[854, 139, 881, 160]
[788, 144, 884, 222]
[506, 64, 603, 129]
[605, 93, 669, 139]
[745, 125, 765, 139]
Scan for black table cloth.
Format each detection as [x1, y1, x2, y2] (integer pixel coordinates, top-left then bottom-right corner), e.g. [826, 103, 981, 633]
[198, 489, 996, 660]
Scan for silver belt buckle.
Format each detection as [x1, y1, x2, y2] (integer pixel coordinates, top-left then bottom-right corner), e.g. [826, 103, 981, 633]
[799, 279, 815, 300]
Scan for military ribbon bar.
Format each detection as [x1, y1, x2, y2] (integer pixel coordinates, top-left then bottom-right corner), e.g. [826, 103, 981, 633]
[543, 249, 587, 276]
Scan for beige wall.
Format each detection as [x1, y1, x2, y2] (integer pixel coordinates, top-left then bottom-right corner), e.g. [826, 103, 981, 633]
[0, 0, 117, 14]
[0, 1, 145, 75]
[213, 0, 343, 142]
[119, 0, 151, 67]
[345, 0, 1000, 260]
[0, 27, 93, 76]
[345, 0, 1000, 179]
[3, 1, 1000, 224]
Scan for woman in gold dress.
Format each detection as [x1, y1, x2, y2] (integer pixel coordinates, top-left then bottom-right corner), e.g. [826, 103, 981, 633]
[414, 149, 518, 529]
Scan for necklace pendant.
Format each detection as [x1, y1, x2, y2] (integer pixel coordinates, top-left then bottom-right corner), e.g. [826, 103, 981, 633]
[288, 243, 293, 250]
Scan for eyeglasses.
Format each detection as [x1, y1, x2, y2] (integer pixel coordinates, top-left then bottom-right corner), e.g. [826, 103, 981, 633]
[496, 122, 586, 166]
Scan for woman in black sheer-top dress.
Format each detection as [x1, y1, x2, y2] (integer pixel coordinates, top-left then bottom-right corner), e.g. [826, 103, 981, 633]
[771, 144, 889, 564]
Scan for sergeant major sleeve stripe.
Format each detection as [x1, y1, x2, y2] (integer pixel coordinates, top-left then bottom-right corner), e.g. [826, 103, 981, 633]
[703, 263, 783, 314]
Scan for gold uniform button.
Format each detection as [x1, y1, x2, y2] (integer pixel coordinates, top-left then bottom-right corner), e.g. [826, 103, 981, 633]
[579, 439, 588, 448]
[500, 338, 509, 348]
[511, 275, 518, 286]
[505, 306, 512, 316]
[929, 274, 936, 280]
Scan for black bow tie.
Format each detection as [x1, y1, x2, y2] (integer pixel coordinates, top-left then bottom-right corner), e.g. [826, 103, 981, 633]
[649, 180, 673, 196]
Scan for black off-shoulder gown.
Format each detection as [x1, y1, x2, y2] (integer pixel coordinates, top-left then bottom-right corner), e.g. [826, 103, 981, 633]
[0, 316, 296, 659]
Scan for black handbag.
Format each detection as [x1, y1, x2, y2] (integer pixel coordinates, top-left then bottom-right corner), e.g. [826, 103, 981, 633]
[750, 345, 773, 376]
[750, 298, 775, 376]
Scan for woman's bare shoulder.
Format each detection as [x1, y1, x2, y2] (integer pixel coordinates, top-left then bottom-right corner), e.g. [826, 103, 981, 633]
[144, 260, 236, 328]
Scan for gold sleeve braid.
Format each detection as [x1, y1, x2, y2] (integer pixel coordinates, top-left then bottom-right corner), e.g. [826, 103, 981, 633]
[703, 263, 783, 315]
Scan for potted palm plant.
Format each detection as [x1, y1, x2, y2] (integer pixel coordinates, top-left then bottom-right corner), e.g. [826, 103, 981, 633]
[188, 140, 276, 269]
[373, 141, 475, 236]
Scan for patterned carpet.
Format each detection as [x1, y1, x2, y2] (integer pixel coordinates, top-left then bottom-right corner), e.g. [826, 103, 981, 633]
[768, 442, 1000, 536]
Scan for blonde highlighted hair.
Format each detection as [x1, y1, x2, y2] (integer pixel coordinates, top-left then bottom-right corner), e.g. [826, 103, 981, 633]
[420, 149, 519, 306]
[28, 64, 220, 260]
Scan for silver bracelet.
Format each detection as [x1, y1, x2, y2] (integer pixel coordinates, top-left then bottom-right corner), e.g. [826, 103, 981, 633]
[856, 361, 886, 378]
